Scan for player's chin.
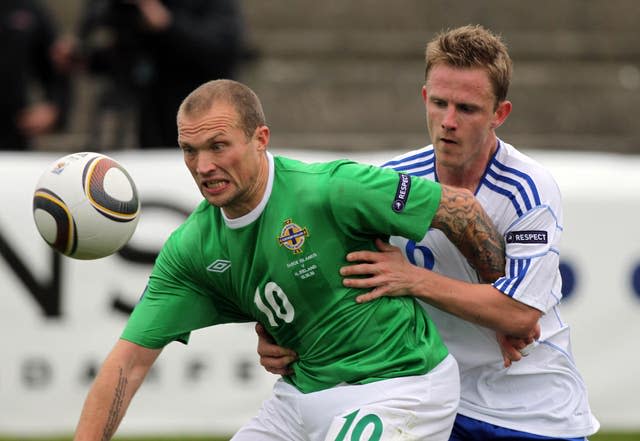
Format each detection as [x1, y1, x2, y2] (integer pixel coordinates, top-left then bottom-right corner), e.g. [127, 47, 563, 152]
[204, 194, 228, 208]
[201, 186, 231, 206]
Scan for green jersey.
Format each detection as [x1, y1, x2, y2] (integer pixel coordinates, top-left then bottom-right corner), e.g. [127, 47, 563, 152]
[122, 154, 448, 393]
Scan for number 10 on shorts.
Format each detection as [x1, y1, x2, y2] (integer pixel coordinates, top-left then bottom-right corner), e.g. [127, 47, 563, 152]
[330, 409, 383, 441]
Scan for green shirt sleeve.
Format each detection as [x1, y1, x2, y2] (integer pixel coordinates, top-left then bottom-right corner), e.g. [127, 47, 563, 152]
[328, 162, 441, 241]
[121, 215, 248, 348]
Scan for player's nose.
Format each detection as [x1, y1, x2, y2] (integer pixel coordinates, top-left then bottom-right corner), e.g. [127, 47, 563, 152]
[441, 106, 458, 130]
[195, 151, 218, 175]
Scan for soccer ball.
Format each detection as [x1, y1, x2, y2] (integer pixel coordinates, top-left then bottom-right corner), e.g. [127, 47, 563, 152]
[32, 152, 141, 260]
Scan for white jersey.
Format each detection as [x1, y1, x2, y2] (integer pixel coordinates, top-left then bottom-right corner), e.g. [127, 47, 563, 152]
[383, 140, 599, 438]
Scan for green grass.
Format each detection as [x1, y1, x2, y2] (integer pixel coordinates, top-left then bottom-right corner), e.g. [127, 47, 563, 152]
[0, 434, 639, 441]
[590, 434, 640, 441]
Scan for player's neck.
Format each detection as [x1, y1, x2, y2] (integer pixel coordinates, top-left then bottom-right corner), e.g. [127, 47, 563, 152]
[222, 154, 270, 219]
[436, 138, 497, 193]
[437, 165, 484, 193]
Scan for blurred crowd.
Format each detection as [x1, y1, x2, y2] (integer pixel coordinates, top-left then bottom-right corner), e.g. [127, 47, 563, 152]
[0, 0, 249, 151]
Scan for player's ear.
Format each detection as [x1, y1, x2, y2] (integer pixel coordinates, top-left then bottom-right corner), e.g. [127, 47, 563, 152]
[254, 125, 270, 151]
[491, 100, 512, 130]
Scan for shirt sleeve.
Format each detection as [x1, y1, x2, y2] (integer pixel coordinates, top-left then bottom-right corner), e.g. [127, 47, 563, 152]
[121, 226, 247, 348]
[327, 162, 442, 242]
[492, 203, 563, 313]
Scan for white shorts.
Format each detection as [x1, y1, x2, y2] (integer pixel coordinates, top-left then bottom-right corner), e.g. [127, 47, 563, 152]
[232, 354, 460, 441]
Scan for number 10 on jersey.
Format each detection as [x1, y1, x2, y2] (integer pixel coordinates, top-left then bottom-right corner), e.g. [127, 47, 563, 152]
[254, 281, 295, 326]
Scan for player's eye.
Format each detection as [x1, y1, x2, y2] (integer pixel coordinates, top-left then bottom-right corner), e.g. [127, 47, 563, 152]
[458, 104, 475, 113]
[181, 146, 195, 155]
[211, 143, 225, 151]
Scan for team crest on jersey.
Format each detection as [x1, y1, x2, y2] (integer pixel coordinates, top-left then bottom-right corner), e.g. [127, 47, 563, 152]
[278, 219, 309, 254]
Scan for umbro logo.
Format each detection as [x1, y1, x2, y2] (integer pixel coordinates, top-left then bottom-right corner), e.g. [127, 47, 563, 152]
[207, 259, 231, 273]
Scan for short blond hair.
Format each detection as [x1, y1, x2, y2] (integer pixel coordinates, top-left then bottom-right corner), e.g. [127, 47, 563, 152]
[425, 25, 512, 106]
[178, 79, 266, 139]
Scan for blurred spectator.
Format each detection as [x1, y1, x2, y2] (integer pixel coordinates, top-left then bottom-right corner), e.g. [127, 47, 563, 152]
[73, 0, 246, 149]
[0, 0, 71, 150]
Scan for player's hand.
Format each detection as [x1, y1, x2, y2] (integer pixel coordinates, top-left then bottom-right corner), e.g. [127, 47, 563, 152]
[255, 322, 297, 376]
[340, 238, 420, 303]
[497, 323, 541, 367]
[17, 103, 59, 136]
[135, 0, 172, 31]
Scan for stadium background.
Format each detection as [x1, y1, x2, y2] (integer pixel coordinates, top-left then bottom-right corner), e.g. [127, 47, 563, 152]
[1, 0, 639, 439]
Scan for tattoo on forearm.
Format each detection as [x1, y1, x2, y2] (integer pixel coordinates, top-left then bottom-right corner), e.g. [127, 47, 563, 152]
[433, 186, 505, 282]
[102, 367, 128, 441]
